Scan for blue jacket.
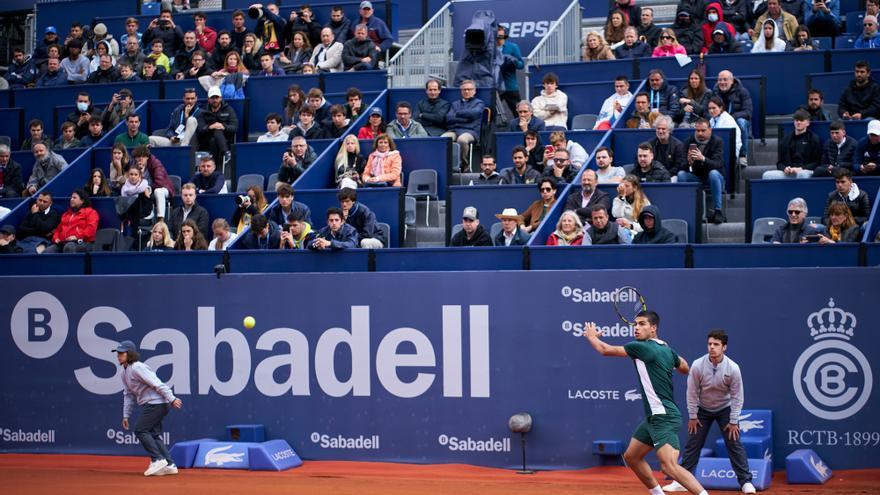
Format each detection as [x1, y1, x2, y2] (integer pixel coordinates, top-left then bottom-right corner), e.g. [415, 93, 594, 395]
[345, 201, 386, 246]
[648, 81, 681, 117]
[239, 221, 282, 250]
[354, 16, 393, 51]
[188, 171, 226, 194]
[5, 57, 39, 88]
[266, 200, 312, 227]
[493, 227, 529, 247]
[507, 115, 545, 133]
[164, 103, 202, 138]
[36, 69, 68, 87]
[613, 41, 651, 59]
[854, 33, 880, 49]
[446, 97, 485, 138]
[499, 41, 524, 93]
[309, 223, 358, 249]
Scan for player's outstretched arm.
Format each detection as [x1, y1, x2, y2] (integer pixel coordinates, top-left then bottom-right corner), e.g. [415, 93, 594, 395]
[676, 356, 690, 374]
[583, 322, 627, 357]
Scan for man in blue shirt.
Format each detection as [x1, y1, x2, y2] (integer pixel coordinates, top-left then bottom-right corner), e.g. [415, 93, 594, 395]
[497, 25, 524, 118]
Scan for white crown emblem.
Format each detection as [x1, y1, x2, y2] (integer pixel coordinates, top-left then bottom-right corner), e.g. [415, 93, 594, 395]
[808, 298, 856, 341]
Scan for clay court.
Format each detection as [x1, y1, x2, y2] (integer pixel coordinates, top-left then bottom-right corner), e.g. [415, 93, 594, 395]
[3, 454, 878, 495]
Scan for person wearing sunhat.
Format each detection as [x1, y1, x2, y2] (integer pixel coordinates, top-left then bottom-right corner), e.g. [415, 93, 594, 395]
[451, 206, 492, 246]
[493, 208, 530, 246]
[114, 340, 182, 477]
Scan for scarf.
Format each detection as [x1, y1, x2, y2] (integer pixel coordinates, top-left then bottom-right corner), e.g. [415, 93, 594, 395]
[370, 150, 390, 177]
[553, 228, 580, 245]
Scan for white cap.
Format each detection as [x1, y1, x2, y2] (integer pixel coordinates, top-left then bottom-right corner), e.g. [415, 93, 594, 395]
[207, 86, 222, 98]
[868, 119, 880, 136]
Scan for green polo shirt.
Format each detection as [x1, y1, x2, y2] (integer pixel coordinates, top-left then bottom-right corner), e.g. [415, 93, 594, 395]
[115, 132, 150, 147]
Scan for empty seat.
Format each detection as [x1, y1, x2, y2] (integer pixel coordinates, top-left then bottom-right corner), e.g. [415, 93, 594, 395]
[236, 174, 265, 193]
[834, 35, 857, 49]
[751, 217, 785, 244]
[376, 222, 390, 248]
[450, 223, 463, 243]
[571, 114, 598, 131]
[664, 218, 688, 243]
[168, 175, 182, 196]
[267, 173, 279, 192]
[845, 11, 865, 34]
[91, 228, 124, 252]
[406, 169, 439, 226]
[404, 196, 416, 226]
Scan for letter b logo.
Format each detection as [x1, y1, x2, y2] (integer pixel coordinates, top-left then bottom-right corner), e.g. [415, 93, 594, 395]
[11, 291, 69, 358]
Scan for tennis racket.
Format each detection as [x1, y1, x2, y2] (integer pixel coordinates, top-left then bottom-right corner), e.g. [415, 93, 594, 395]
[612, 286, 647, 326]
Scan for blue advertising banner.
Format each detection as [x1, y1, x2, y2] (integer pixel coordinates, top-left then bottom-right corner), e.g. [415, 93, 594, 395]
[452, 0, 571, 56]
[1, 268, 877, 470]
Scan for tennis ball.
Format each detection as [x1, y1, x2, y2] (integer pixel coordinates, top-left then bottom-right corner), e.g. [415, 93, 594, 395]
[243, 316, 256, 329]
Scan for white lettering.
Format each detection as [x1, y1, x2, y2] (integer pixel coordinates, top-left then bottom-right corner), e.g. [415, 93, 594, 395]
[254, 328, 311, 396]
[442, 306, 463, 397]
[142, 328, 191, 394]
[469, 306, 490, 397]
[198, 307, 250, 396]
[315, 306, 371, 397]
[73, 307, 128, 394]
[376, 328, 435, 398]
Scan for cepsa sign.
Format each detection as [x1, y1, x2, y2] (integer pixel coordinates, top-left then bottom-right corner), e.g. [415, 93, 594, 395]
[452, 0, 571, 54]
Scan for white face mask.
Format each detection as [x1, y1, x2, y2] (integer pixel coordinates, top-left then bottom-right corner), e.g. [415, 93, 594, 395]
[707, 13, 719, 22]
[76, 102, 89, 112]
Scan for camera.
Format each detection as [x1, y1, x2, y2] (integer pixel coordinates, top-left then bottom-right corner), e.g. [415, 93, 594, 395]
[235, 195, 250, 206]
[248, 6, 262, 19]
[159, 19, 169, 27]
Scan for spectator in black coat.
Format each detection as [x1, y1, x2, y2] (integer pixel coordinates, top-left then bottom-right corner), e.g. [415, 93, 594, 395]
[613, 27, 652, 58]
[564, 169, 611, 226]
[417, 79, 451, 136]
[632, 205, 677, 244]
[672, 10, 705, 54]
[326, 5, 352, 44]
[342, 23, 376, 71]
[338, 187, 386, 248]
[814, 120, 858, 177]
[143, 8, 185, 56]
[838, 60, 880, 120]
[450, 206, 492, 246]
[649, 116, 687, 175]
[680, 120, 726, 223]
[168, 183, 210, 239]
[823, 168, 872, 225]
[17, 191, 61, 253]
[196, 87, 238, 166]
[189, 155, 226, 194]
[0, 144, 24, 197]
[238, 213, 282, 250]
[764, 110, 822, 178]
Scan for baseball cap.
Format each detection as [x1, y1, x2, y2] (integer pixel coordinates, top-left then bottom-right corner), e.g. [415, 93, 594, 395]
[360, 1, 373, 9]
[0, 225, 15, 235]
[93, 23, 108, 37]
[462, 206, 478, 221]
[45, 26, 57, 34]
[868, 120, 880, 136]
[207, 86, 222, 98]
[113, 340, 137, 353]
[712, 28, 726, 36]
[368, 107, 382, 117]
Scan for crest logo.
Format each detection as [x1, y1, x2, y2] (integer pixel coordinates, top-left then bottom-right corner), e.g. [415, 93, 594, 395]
[793, 299, 873, 420]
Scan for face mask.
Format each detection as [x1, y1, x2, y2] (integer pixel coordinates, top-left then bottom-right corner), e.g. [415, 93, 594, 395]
[76, 102, 89, 112]
[708, 13, 719, 22]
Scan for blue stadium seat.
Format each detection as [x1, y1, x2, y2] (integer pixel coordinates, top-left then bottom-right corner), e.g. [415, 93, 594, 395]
[834, 35, 857, 49]
[664, 219, 688, 243]
[845, 11, 865, 34]
[752, 217, 785, 244]
[236, 174, 265, 193]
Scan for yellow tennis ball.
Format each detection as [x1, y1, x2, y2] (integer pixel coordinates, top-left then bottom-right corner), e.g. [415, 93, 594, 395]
[243, 316, 256, 329]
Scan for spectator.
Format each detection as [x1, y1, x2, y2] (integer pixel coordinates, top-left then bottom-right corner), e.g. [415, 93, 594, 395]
[632, 141, 672, 182]
[751, 0, 798, 42]
[306, 88, 332, 126]
[626, 92, 661, 128]
[174, 218, 209, 251]
[710, 30, 742, 55]
[595, 76, 632, 129]
[444, 80, 486, 172]
[543, 148, 577, 183]
[144, 8, 184, 55]
[192, 12, 216, 53]
[781, 0, 807, 23]
[25, 143, 67, 196]
[171, 31, 200, 76]
[277, 136, 317, 186]
[585, 205, 631, 245]
[55, 122, 82, 150]
[497, 25, 525, 117]
[681, 119, 727, 222]
[252, 3, 286, 55]
[646, 69, 680, 117]
[79, 116, 106, 147]
[672, 9, 704, 55]
[855, 15, 880, 48]
[34, 26, 61, 65]
[0, 144, 24, 197]
[337, 187, 386, 248]
[310, 27, 344, 73]
[116, 62, 141, 82]
[815, 120, 857, 177]
[492, 208, 529, 247]
[342, 23, 376, 71]
[676, 69, 713, 127]
[583, 31, 616, 61]
[60, 38, 89, 84]
[207, 218, 238, 250]
[751, 19, 787, 52]
[764, 109, 821, 178]
[141, 58, 170, 81]
[85, 168, 111, 198]
[283, 84, 307, 125]
[719, 0, 749, 35]
[102, 89, 135, 129]
[798, 89, 834, 122]
[839, 61, 880, 120]
[714, 70, 752, 166]
[613, 174, 651, 234]
[614, 26, 652, 59]
[653, 28, 688, 57]
[790, 24, 821, 51]
[197, 86, 239, 166]
[532, 73, 569, 130]
[334, 135, 366, 188]
[362, 134, 402, 187]
[327, 5, 352, 44]
[257, 112, 289, 142]
[544, 130, 588, 170]
[707, 95, 743, 158]
[255, 52, 283, 76]
[771, 197, 820, 243]
[823, 168, 871, 225]
[267, 182, 311, 227]
[605, 10, 627, 45]
[17, 192, 60, 253]
[0, 224, 23, 254]
[632, 205, 677, 244]
[232, 185, 268, 233]
[190, 155, 226, 194]
[145, 221, 175, 251]
[45, 188, 98, 253]
[509, 101, 546, 133]
[522, 178, 558, 233]
[291, 106, 327, 140]
[474, 155, 503, 185]
[565, 169, 611, 225]
[119, 38, 147, 75]
[500, 146, 541, 184]
[115, 113, 150, 148]
[118, 165, 154, 229]
[88, 40, 117, 75]
[168, 183, 210, 239]
[131, 145, 175, 221]
[611, 0, 642, 27]
[388, 102, 428, 139]
[207, 31, 237, 72]
[450, 206, 492, 247]
[151, 88, 201, 147]
[523, 130, 546, 172]
[230, 10, 252, 52]
[639, 8, 663, 47]
[108, 143, 130, 192]
[702, 3, 736, 53]
[36, 57, 67, 87]
[22, 119, 53, 151]
[353, 1, 393, 58]
[595, 146, 626, 183]
[66, 92, 102, 139]
[305, 205, 358, 250]
[868, 0, 880, 17]
[546, 210, 585, 246]
[650, 116, 687, 176]
[278, 31, 311, 74]
[279, 209, 316, 249]
[325, 105, 350, 139]
[5, 47, 39, 89]
[818, 201, 861, 243]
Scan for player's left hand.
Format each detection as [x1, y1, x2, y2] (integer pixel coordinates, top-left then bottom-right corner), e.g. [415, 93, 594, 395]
[172, 398, 183, 409]
[725, 423, 740, 441]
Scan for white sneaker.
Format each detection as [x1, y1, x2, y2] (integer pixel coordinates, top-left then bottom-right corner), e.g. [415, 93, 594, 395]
[742, 482, 757, 493]
[662, 481, 688, 492]
[156, 464, 178, 476]
[144, 459, 168, 476]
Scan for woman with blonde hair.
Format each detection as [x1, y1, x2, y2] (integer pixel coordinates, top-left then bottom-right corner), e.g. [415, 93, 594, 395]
[240, 33, 263, 71]
[613, 174, 650, 234]
[652, 28, 687, 57]
[583, 32, 615, 61]
[362, 134, 403, 187]
[335, 134, 366, 188]
[546, 210, 585, 246]
[818, 202, 861, 243]
[146, 221, 175, 251]
[605, 10, 626, 45]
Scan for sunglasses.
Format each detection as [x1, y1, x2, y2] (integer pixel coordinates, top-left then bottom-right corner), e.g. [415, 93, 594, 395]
[661, 35, 673, 40]
[788, 210, 803, 215]
[540, 187, 554, 192]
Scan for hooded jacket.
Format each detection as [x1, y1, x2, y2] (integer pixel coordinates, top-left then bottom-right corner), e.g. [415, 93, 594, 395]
[531, 89, 569, 128]
[707, 25, 743, 53]
[672, 10, 705, 54]
[632, 205, 677, 244]
[823, 184, 871, 226]
[753, 7, 799, 41]
[751, 19, 787, 52]
[5, 56, 39, 88]
[702, 2, 736, 52]
[450, 224, 492, 247]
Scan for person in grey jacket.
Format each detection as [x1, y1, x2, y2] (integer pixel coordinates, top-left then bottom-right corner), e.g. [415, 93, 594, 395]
[115, 340, 182, 477]
[25, 143, 67, 196]
[342, 23, 376, 71]
[663, 330, 755, 494]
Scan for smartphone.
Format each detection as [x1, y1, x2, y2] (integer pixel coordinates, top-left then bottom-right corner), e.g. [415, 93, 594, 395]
[805, 234, 821, 243]
[544, 145, 555, 154]
[688, 143, 698, 151]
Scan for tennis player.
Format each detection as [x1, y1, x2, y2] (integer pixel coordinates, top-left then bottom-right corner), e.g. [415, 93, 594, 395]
[584, 312, 710, 495]
[115, 340, 182, 476]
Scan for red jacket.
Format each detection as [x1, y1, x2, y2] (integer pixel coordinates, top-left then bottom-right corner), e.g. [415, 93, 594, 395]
[146, 155, 176, 196]
[53, 207, 99, 243]
[701, 2, 735, 53]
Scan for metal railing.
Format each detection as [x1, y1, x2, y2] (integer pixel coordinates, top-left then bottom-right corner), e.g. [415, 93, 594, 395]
[523, 0, 582, 99]
[387, 2, 453, 88]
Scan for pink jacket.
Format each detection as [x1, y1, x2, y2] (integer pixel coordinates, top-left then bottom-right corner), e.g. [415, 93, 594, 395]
[652, 44, 687, 58]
